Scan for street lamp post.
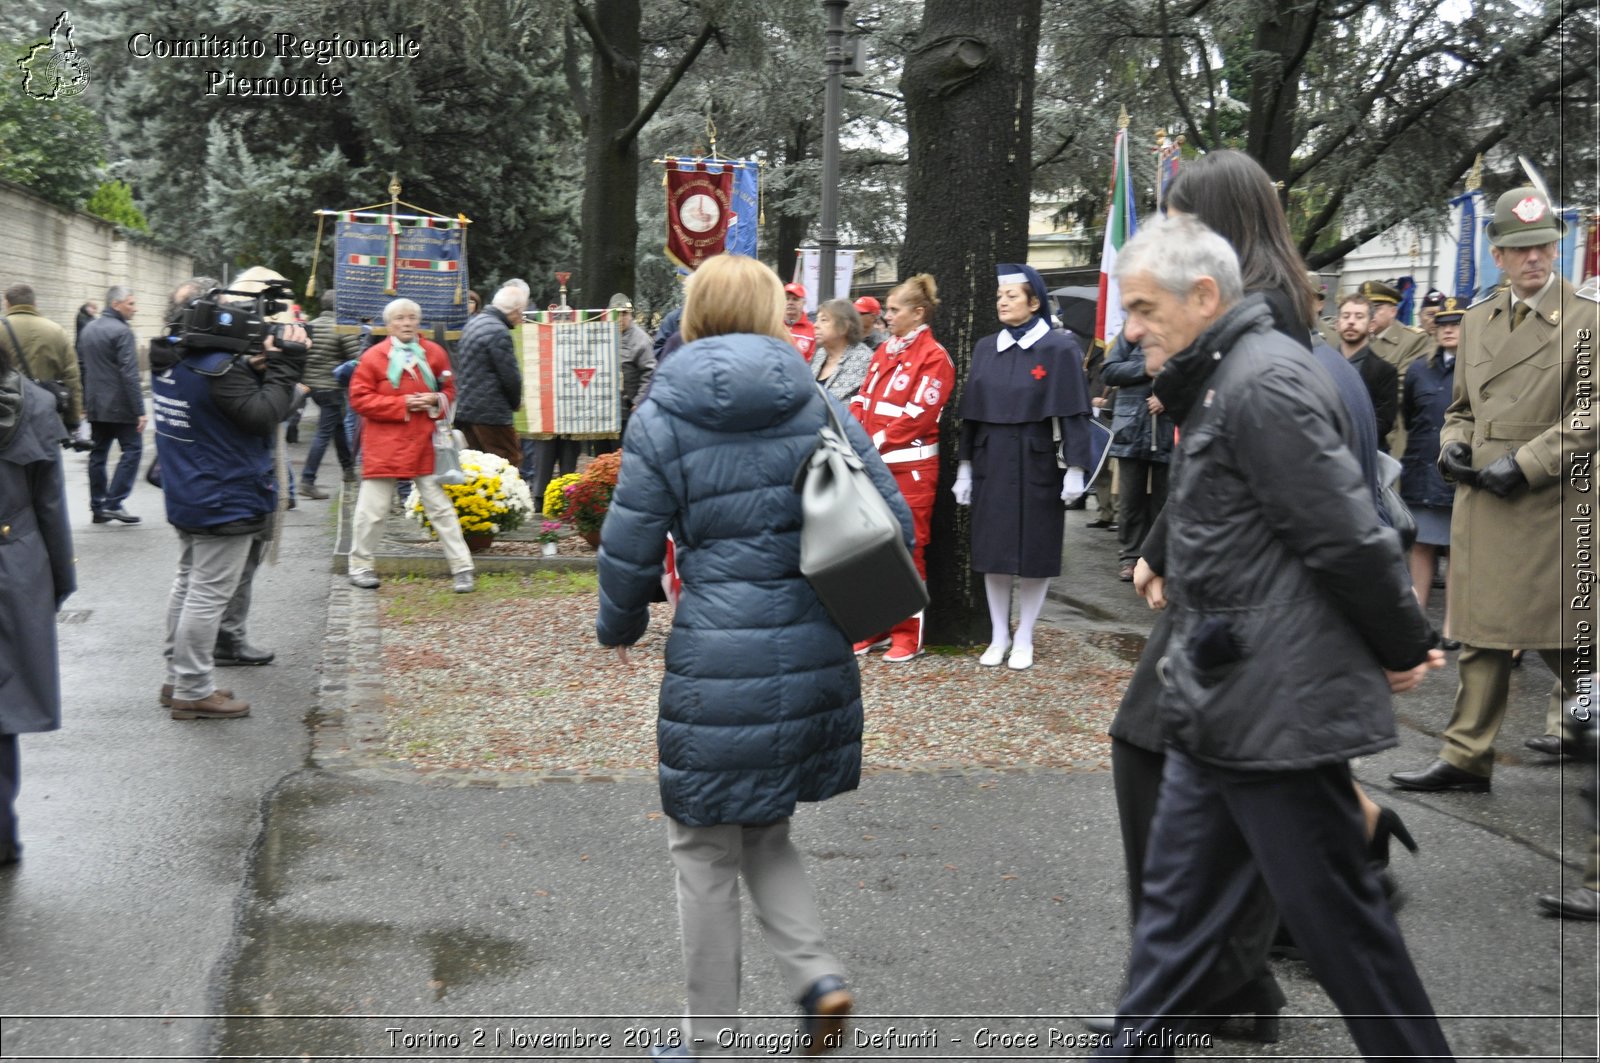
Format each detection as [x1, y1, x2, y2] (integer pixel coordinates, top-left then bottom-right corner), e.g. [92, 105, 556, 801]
[818, 0, 849, 303]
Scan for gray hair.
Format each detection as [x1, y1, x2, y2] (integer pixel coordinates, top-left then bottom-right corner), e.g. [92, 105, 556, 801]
[382, 298, 421, 323]
[818, 298, 864, 345]
[491, 279, 530, 315]
[167, 276, 219, 322]
[1115, 215, 1243, 305]
[320, 288, 338, 313]
[106, 285, 134, 307]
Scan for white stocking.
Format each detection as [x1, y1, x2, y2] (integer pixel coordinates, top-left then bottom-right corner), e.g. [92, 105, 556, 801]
[984, 573, 1013, 650]
[1013, 577, 1050, 649]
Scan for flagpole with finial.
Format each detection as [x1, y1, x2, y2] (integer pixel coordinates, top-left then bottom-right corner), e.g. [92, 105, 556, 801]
[383, 173, 402, 295]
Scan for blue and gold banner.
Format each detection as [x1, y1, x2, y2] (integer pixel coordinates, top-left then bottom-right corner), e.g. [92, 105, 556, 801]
[727, 163, 760, 258]
[1448, 190, 1481, 301]
[333, 213, 469, 337]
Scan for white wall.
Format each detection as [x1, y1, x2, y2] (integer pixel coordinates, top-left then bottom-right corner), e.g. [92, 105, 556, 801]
[0, 180, 193, 359]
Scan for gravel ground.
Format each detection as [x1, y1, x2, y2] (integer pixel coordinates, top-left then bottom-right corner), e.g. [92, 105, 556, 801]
[378, 572, 1132, 777]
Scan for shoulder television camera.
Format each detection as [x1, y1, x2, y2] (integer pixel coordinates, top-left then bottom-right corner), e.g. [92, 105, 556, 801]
[167, 280, 310, 356]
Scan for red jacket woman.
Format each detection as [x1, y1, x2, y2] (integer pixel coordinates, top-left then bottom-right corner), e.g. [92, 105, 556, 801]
[348, 336, 455, 478]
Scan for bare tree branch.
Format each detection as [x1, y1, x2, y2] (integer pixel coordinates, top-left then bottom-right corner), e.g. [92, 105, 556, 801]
[1032, 131, 1078, 171]
[1156, 0, 1211, 151]
[572, 1, 633, 76]
[618, 20, 720, 147]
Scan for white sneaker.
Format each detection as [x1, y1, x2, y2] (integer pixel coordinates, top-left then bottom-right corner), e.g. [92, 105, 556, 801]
[452, 571, 475, 593]
[348, 569, 379, 589]
[979, 638, 1009, 667]
[1007, 642, 1034, 670]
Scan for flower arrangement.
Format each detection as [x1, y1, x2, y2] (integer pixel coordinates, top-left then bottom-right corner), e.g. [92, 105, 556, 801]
[536, 520, 563, 545]
[407, 449, 535, 537]
[565, 450, 622, 536]
[543, 472, 584, 518]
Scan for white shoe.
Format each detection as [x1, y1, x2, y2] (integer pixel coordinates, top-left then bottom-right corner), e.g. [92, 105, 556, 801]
[979, 638, 1009, 667]
[1007, 642, 1034, 670]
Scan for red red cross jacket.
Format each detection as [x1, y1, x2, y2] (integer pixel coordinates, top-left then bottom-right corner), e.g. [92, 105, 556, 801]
[848, 325, 954, 465]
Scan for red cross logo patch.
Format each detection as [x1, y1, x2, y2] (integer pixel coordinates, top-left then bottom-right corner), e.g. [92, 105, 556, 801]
[1031, 364, 1047, 380]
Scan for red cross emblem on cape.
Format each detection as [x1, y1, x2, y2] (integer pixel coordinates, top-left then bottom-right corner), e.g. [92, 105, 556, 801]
[1031, 364, 1047, 380]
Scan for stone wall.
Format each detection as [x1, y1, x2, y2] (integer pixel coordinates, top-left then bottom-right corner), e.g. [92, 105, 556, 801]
[0, 180, 194, 357]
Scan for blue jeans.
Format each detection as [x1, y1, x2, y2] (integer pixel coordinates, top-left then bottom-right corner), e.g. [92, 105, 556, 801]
[301, 389, 352, 484]
[88, 420, 143, 513]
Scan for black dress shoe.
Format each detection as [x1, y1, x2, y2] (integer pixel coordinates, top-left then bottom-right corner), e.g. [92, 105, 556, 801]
[1440, 638, 1461, 651]
[1524, 734, 1580, 758]
[101, 508, 141, 524]
[1536, 887, 1600, 920]
[0, 839, 20, 867]
[1389, 759, 1491, 792]
[214, 637, 275, 666]
[91, 511, 113, 524]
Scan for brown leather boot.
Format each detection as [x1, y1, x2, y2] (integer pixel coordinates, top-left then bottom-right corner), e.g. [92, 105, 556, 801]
[159, 684, 233, 708]
[169, 691, 251, 720]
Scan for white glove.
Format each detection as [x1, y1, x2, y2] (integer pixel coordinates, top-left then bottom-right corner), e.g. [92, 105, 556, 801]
[952, 461, 973, 506]
[1060, 466, 1086, 504]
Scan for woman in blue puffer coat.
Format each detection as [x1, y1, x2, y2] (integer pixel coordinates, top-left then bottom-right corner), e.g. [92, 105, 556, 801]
[597, 254, 913, 1059]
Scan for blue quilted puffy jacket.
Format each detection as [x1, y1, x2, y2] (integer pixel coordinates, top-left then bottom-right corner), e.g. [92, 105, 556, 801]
[596, 331, 914, 827]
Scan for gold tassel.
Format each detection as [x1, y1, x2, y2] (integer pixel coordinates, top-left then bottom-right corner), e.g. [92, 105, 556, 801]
[306, 211, 327, 300]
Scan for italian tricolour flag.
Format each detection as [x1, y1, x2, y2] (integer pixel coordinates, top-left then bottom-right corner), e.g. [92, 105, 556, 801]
[1096, 127, 1138, 346]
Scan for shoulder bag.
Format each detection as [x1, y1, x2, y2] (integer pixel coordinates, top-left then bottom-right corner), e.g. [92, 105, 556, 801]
[431, 393, 469, 485]
[2, 318, 71, 420]
[792, 381, 928, 642]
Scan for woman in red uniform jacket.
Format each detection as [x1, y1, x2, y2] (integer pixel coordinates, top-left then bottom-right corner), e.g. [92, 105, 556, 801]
[847, 273, 954, 661]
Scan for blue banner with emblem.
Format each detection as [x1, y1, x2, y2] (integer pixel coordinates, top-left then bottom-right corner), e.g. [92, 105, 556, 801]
[726, 163, 760, 258]
[332, 212, 470, 338]
[1449, 190, 1481, 300]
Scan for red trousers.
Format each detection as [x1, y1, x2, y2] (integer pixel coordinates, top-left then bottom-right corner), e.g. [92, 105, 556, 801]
[888, 459, 937, 650]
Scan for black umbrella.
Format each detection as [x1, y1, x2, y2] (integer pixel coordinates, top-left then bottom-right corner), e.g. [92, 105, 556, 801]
[1049, 285, 1101, 340]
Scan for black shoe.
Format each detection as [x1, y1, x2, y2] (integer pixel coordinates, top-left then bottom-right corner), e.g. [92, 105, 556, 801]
[1440, 638, 1461, 651]
[797, 974, 852, 1054]
[214, 637, 275, 666]
[1368, 806, 1419, 868]
[101, 508, 141, 524]
[91, 511, 113, 524]
[1065, 497, 1089, 511]
[1191, 975, 1285, 1044]
[1537, 887, 1600, 920]
[0, 839, 19, 867]
[1389, 759, 1490, 793]
[1085, 516, 1113, 528]
[1524, 734, 1581, 758]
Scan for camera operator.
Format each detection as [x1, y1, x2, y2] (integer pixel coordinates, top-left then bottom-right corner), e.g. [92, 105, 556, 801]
[151, 267, 307, 721]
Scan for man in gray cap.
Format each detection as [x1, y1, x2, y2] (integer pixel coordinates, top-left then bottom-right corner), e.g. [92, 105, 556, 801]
[594, 292, 654, 455]
[1391, 186, 1599, 806]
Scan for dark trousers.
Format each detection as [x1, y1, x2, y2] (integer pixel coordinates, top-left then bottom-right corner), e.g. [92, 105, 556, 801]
[1103, 749, 1452, 1061]
[1115, 458, 1168, 565]
[1111, 737, 1280, 1016]
[458, 422, 523, 467]
[531, 437, 581, 507]
[88, 421, 143, 513]
[1, 732, 18, 854]
[301, 389, 352, 484]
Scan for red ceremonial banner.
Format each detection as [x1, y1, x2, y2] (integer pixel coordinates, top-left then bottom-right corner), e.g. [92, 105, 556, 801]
[665, 163, 735, 269]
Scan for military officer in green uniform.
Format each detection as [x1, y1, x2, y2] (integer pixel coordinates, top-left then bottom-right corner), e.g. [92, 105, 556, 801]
[1391, 186, 1599, 794]
[1360, 280, 1430, 454]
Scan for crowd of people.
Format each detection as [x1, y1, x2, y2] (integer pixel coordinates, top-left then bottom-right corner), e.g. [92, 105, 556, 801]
[0, 150, 1593, 1062]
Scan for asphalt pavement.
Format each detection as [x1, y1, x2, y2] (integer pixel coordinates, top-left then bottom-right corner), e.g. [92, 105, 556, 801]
[1, 429, 1596, 1062]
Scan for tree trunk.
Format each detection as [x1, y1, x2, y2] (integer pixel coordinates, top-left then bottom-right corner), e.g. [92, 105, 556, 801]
[773, 119, 813, 283]
[901, 0, 1042, 645]
[577, 0, 643, 309]
[1243, 0, 1320, 193]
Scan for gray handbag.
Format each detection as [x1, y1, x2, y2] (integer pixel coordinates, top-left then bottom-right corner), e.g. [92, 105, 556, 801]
[792, 381, 928, 641]
[431, 394, 469, 485]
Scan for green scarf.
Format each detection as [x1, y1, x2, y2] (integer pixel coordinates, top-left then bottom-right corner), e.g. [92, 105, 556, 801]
[386, 338, 437, 391]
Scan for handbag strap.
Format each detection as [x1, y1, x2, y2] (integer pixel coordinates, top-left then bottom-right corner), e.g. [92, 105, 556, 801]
[1, 318, 37, 382]
[809, 377, 851, 442]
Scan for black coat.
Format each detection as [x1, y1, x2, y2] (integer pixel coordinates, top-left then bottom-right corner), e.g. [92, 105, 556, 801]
[1399, 350, 1455, 510]
[79, 308, 143, 423]
[451, 307, 522, 425]
[1344, 344, 1398, 449]
[1100, 334, 1173, 463]
[1149, 298, 1432, 770]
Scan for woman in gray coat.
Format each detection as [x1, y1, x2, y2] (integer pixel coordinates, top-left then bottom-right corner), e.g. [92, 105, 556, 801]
[0, 343, 77, 867]
[597, 255, 913, 1058]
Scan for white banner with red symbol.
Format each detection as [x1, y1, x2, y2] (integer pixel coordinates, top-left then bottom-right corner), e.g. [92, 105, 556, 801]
[519, 316, 621, 439]
[664, 160, 735, 269]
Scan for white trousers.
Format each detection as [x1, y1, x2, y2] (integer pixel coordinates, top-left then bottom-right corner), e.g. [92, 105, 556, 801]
[348, 476, 473, 574]
[665, 817, 840, 1045]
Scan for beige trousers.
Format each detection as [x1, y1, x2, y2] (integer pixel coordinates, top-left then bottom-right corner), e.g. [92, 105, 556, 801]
[1439, 646, 1579, 777]
[348, 476, 473, 575]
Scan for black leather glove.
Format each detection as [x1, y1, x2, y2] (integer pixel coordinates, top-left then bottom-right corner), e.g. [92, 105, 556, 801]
[1437, 441, 1476, 484]
[1474, 453, 1527, 498]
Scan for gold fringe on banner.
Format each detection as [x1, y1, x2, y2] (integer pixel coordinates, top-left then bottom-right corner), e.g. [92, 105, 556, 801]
[306, 210, 327, 300]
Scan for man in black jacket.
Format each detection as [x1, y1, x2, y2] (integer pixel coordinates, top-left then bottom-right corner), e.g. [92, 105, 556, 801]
[1336, 293, 1398, 450]
[79, 286, 145, 523]
[1093, 216, 1451, 1061]
[453, 279, 527, 465]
